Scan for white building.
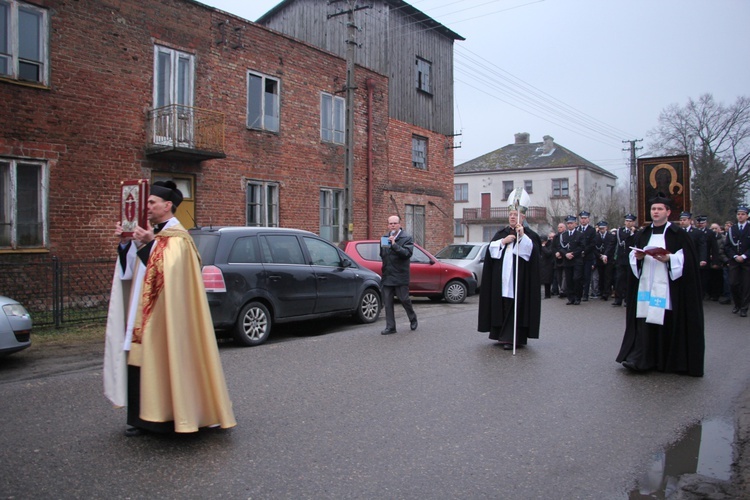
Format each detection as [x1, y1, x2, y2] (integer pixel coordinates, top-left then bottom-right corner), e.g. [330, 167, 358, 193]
[454, 133, 618, 242]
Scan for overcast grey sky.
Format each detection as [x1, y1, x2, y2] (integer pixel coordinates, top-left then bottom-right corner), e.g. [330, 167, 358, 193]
[199, 0, 750, 185]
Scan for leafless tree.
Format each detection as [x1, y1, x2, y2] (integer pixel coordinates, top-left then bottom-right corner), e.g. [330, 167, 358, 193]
[647, 93, 750, 222]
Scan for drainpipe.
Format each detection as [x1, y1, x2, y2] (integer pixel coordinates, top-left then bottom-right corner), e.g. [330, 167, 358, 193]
[366, 78, 375, 239]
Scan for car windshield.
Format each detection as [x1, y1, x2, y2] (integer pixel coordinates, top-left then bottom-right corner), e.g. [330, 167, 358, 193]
[436, 245, 482, 260]
[190, 232, 220, 263]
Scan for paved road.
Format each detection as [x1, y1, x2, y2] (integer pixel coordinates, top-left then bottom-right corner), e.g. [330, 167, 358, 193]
[1, 295, 748, 498]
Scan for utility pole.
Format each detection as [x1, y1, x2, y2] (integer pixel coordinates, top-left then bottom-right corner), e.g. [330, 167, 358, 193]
[622, 139, 643, 213]
[328, 1, 369, 240]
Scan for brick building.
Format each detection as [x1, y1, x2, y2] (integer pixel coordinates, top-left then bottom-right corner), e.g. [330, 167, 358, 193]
[1, 0, 459, 269]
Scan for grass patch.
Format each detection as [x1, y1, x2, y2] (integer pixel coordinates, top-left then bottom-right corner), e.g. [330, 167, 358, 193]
[33, 322, 105, 346]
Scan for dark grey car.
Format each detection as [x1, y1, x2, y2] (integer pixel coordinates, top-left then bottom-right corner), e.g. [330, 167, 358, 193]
[189, 227, 382, 346]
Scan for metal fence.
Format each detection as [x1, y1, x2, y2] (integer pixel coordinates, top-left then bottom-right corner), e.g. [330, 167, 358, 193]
[0, 256, 114, 328]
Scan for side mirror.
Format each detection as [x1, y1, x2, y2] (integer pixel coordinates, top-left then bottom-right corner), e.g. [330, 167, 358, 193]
[341, 258, 352, 268]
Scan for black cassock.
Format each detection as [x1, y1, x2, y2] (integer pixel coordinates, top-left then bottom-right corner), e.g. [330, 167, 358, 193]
[478, 226, 541, 345]
[616, 223, 705, 376]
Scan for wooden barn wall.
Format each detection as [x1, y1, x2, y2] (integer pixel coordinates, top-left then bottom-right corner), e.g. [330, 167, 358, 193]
[261, 0, 456, 136]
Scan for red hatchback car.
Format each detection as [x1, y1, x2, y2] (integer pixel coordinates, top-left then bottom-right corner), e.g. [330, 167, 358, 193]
[340, 240, 478, 304]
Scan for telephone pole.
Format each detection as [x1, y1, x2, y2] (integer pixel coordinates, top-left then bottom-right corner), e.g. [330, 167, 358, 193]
[622, 139, 643, 213]
[328, 1, 370, 240]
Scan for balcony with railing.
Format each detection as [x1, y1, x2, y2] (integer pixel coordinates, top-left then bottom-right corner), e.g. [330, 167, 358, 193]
[463, 206, 547, 224]
[146, 105, 226, 160]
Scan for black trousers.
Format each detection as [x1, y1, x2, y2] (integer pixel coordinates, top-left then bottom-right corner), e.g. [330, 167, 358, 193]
[728, 260, 750, 309]
[382, 284, 417, 330]
[563, 261, 583, 301]
[613, 264, 630, 301]
[127, 365, 174, 433]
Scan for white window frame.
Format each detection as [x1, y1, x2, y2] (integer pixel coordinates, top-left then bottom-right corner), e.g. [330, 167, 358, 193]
[454, 218, 464, 237]
[319, 188, 344, 242]
[415, 56, 431, 94]
[552, 178, 569, 198]
[246, 180, 279, 227]
[454, 183, 468, 202]
[153, 45, 194, 108]
[0, 1, 49, 85]
[0, 158, 48, 249]
[247, 71, 280, 132]
[321, 92, 345, 144]
[412, 135, 428, 170]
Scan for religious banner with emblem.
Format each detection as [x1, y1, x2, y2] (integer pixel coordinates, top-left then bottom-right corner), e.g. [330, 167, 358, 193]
[120, 179, 149, 237]
[636, 155, 690, 227]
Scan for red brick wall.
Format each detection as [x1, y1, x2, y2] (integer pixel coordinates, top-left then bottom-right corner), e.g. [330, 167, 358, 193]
[376, 120, 455, 253]
[0, 0, 398, 261]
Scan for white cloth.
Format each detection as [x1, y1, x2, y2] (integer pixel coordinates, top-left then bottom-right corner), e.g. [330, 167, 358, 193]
[629, 228, 684, 325]
[489, 234, 532, 299]
[103, 217, 180, 407]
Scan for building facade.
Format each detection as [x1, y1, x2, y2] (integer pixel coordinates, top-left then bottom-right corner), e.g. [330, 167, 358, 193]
[454, 133, 618, 242]
[257, 0, 463, 249]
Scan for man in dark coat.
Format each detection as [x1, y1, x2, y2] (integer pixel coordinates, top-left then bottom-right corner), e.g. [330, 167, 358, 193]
[577, 211, 597, 301]
[725, 205, 750, 317]
[555, 215, 585, 304]
[478, 207, 541, 350]
[593, 220, 616, 300]
[696, 215, 721, 300]
[540, 231, 556, 298]
[379, 215, 418, 334]
[616, 193, 704, 377]
[679, 211, 707, 296]
[612, 213, 637, 306]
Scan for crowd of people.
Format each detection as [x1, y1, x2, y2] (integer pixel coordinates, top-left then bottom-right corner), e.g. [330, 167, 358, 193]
[539, 205, 750, 318]
[479, 190, 749, 378]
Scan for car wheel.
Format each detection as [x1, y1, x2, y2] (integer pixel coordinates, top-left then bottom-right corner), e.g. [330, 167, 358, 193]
[443, 280, 468, 304]
[233, 301, 271, 346]
[355, 288, 381, 323]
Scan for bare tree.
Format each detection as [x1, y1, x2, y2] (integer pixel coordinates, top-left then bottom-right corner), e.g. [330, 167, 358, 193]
[647, 94, 750, 222]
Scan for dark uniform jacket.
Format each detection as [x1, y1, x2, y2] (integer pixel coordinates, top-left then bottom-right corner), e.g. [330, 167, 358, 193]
[578, 225, 597, 261]
[725, 223, 750, 260]
[684, 226, 707, 263]
[594, 231, 616, 261]
[379, 230, 414, 286]
[614, 226, 636, 265]
[554, 229, 584, 266]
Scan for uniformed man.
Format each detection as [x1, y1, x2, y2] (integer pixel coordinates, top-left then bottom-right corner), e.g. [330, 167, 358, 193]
[612, 213, 637, 306]
[577, 210, 596, 301]
[725, 205, 750, 317]
[593, 220, 616, 300]
[679, 211, 707, 296]
[555, 215, 585, 305]
[696, 215, 721, 300]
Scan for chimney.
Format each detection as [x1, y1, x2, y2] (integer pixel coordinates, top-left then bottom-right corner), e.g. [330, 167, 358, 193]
[514, 132, 530, 145]
[542, 135, 555, 154]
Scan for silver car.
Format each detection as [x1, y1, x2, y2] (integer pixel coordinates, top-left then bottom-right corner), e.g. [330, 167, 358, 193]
[435, 242, 489, 290]
[0, 296, 32, 355]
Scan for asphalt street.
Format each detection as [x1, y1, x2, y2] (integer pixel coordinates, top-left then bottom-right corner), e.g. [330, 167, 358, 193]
[1, 294, 748, 498]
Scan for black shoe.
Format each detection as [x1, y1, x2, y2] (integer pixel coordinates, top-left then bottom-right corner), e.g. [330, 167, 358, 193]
[381, 328, 397, 335]
[732, 307, 740, 314]
[719, 297, 732, 305]
[410, 318, 418, 331]
[125, 426, 145, 437]
[612, 300, 622, 306]
[582, 296, 589, 302]
[621, 360, 641, 372]
[544, 295, 551, 299]
[559, 294, 567, 299]
[742, 309, 748, 318]
[566, 300, 575, 305]
[502, 343, 513, 350]
[601, 296, 609, 301]
[574, 300, 581, 305]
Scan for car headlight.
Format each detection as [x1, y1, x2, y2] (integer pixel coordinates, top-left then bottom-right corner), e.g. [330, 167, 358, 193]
[2, 303, 30, 318]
